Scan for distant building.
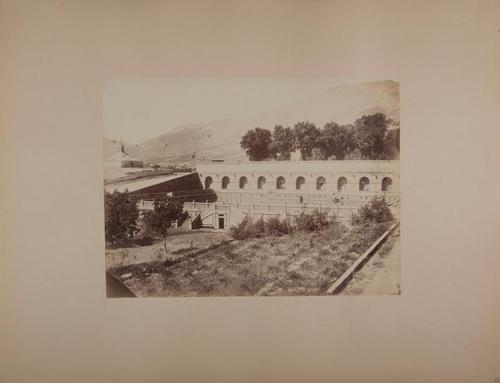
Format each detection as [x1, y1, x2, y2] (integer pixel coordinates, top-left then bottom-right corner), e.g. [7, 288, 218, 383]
[104, 141, 144, 168]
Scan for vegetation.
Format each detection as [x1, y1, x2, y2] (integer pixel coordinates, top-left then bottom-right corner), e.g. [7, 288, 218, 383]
[231, 210, 332, 240]
[143, 199, 184, 254]
[239, 127, 274, 160]
[239, 113, 399, 161]
[270, 125, 295, 160]
[351, 198, 394, 225]
[317, 122, 356, 160]
[109, 217, 395, 296]
[293, 121, 322, 160]
[354, 113, 390, 159]
[104, 190, 140, 246]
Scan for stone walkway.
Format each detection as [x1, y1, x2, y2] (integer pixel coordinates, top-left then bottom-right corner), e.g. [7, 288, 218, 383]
[340, 234, 401, 295]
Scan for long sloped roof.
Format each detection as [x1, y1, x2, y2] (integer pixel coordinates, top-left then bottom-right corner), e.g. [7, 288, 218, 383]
[104, 172, 195, 193]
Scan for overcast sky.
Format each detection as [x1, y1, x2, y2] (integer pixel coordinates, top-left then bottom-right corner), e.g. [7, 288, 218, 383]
[102, 77, 370, 144]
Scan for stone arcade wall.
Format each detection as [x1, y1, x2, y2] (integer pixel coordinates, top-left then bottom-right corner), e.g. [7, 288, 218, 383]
[197, 161, 399, 195]
[195, 161, 400, 228]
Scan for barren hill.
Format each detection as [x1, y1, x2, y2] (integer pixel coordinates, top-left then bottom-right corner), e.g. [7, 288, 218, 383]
[107, 80, 399, 166]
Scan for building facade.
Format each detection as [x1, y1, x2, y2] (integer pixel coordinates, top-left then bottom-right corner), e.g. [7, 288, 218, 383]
[195, 160, 400, 229]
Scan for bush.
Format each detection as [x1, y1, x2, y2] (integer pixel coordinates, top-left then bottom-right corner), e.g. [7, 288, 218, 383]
[351, 197, 393, 225]
[295, 209, 330, 232]
[266, 216, 283, 236]
[253, 217, 267, 238]
[231, 211, 334, 240]
[230, 217, 255, 240]
[266, 216, 294, 236]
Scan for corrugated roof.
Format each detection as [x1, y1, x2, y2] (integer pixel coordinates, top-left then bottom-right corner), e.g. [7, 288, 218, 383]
[104, 172, 196, 193]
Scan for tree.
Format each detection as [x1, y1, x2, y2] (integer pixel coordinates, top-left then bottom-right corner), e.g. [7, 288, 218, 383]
[382, 128, 400, 160]
[354, 113, 390, 159]
[318, 122, 357, 160]
[240, 128, 273, 160]
[293, 121, 321, 160]
[104, 190, 140, 245]
[145, 199, 184, 254]
[271, 125, 295, 160]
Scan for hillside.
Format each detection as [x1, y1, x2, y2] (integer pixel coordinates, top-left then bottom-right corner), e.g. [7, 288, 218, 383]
[103, 137, 122, 158]
[107, 80, 400, 166]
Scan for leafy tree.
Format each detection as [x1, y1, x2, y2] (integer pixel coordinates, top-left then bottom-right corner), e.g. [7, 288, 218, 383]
[144, 199, 184, 254]
[104, 190, 140, 245]
[293, 121, 321, 160]
[240, 128, 273, 160]
[354, 113, 390, 159]
[382, 128, 400, 160]
[271, 125, 295, 160]
[318, 122, 357, 160]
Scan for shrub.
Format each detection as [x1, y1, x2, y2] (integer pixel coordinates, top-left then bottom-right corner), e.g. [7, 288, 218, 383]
[230, 217, 255, 240]
[351, 197, 393, 225]
[278, 217, 295, 235]
[295, 209, 330, 232]
[231, 212, 332, 240]
[266, 216, 283, 236]
[253, 217, 267, 238]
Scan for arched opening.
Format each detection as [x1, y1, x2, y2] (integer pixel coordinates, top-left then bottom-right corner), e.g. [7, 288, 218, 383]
[359, 177, 370, 191]
[204, 176, 213, 189]
[239, 176, 248, 189]
[257, 176, 266, 189]
[316, 176, 326, 190]
[221, 176, 230, 190]
[296, 176, 305, 190]
[276, 176, 286, 190]
[337, 177, 347, 192]
[382, 177, 393, 192]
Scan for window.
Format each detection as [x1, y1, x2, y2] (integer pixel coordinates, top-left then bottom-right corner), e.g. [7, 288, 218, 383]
[204, 176, 213, 189]
[316, 176, 326, 190]
[359, 177, 370, 191]
[257, 176, 266, 189]
[296, 176, 305, 190]
[337, 177, 347, 191]
[382, 177, 393, 192]
[276, 176, 286, 189]
[239, 176, 248, 189]
[221, 176, 230, 190]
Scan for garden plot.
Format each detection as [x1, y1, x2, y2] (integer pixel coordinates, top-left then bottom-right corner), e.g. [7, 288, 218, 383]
[108, 221, 394, 297]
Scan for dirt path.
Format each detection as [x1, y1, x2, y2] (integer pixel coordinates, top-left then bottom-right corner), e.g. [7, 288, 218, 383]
[340, 234, 401, 295]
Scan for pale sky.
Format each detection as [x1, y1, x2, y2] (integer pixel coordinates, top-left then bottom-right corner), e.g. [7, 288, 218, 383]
[103, 77, 370, 144]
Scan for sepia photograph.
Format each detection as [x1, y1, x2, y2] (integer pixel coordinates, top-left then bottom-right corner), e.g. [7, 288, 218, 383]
[103, 78, 401, 297]
[2, 1, 499, 381]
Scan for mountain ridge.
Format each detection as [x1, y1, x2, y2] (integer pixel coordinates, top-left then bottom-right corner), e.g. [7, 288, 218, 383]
[105, 80, 399, 166]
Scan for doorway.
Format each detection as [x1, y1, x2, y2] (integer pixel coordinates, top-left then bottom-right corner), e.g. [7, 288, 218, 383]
[218, 214, 225, 229]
